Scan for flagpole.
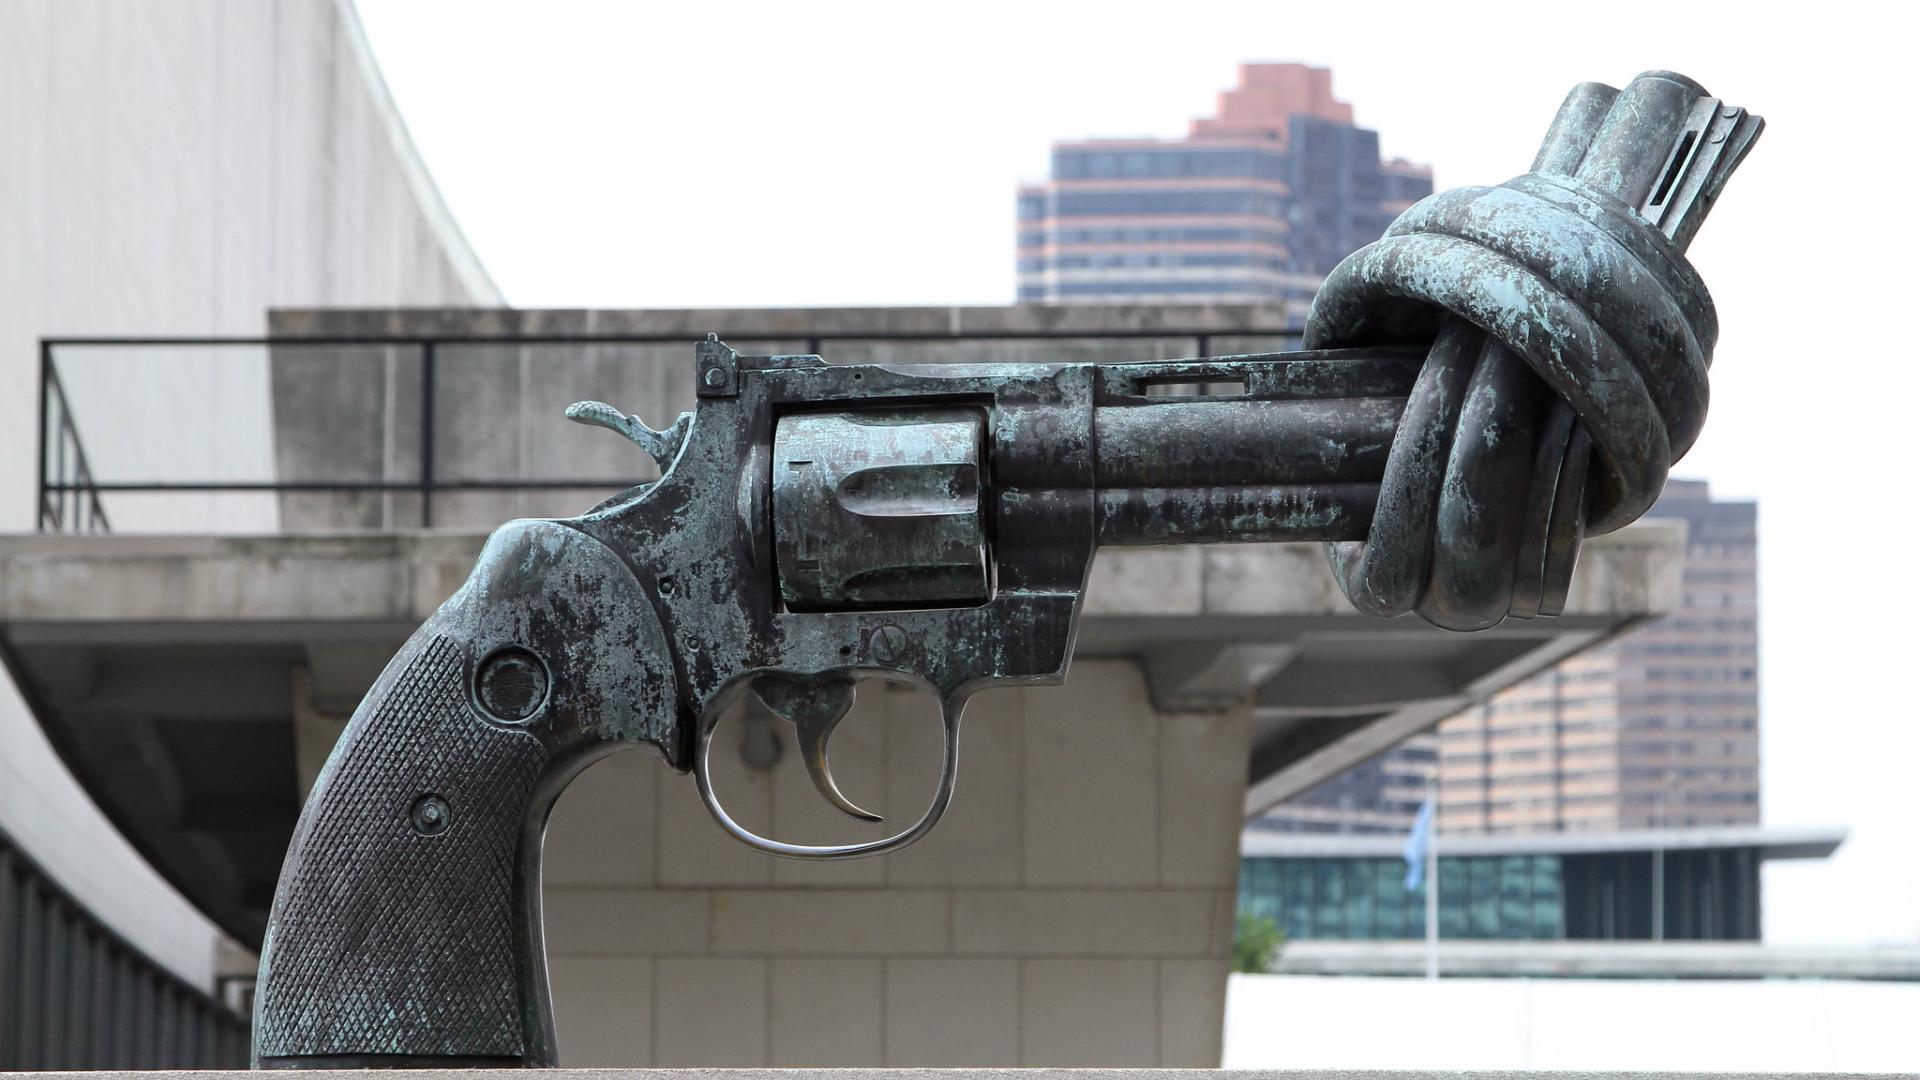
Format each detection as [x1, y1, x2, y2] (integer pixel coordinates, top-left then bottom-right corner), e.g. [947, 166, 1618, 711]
[1653, 790, 1667, 942]
[1425, 770, 1439, 980]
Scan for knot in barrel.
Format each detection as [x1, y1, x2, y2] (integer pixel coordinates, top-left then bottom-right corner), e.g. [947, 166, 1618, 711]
[1302, 70, 1762, 630]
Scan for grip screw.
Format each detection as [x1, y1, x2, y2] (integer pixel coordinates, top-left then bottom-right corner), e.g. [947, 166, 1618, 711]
[476, 646, 549, 723]
[410, 794, 451, 836]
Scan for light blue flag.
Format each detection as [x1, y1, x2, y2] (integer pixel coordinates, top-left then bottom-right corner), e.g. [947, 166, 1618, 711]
[1403, 795, 1435, 891]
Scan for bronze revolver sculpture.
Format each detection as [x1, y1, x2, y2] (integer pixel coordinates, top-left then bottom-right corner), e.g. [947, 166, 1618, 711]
[252, 70, 1761, 1067]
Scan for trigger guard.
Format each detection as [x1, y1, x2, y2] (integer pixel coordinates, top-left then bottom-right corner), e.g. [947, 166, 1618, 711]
[694, 694, 963, 860]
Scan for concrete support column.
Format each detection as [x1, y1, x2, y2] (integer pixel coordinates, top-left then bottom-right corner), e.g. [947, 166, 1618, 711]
[290, 666, 347, 799]
[540, 659, 1250, 1068]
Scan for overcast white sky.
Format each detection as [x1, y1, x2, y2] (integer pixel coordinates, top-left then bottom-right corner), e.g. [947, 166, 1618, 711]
[355, 0, 1920, 946]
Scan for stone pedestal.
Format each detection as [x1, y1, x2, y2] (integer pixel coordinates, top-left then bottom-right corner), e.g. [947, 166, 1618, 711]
[542, 660, 1247, 1067]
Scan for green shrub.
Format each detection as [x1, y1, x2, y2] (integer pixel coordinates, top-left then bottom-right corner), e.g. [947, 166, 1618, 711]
[1233, 912, 1286, 973]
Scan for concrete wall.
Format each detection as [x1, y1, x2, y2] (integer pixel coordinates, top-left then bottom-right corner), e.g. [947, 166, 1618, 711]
[0, 0, 498, 990]
[540, 661, 1247, 1067]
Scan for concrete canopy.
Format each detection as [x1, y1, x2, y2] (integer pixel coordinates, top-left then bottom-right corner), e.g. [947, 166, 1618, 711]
[0, 522, 1679, 947]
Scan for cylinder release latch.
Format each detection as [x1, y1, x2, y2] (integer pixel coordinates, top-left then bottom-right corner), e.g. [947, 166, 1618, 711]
[772, 408, 989, 611]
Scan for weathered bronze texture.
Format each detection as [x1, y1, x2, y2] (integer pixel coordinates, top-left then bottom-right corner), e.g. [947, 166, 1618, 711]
[1306, 70, 1760, 629]
[252, 71, 1760, 1068]
[772, 407, 991, 610]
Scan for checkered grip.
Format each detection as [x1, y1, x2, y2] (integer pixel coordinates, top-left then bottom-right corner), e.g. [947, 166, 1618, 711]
[254, 633, 547, 1062]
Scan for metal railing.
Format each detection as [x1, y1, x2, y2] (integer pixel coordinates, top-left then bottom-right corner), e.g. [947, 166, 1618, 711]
[0, 831, 250, 1069]
[38, 344, 110, 533]
[38, 329, 1299, 534]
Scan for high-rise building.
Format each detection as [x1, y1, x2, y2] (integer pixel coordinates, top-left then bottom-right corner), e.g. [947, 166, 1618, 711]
[1440, 480, 1760, 833]
[1015, 63, 1431, 320]
[1262, 479, 1760, 836]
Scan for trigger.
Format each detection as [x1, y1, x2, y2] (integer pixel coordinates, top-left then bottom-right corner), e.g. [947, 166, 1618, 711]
[751, 675, 882, 823]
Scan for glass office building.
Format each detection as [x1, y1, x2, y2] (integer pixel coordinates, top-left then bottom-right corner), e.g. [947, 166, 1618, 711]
[1241, 853, 1563, 941]
[1238, 827, 1843, 942]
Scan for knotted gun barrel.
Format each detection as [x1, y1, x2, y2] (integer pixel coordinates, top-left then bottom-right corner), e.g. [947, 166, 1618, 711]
[252, 70, 1760, 1070]
[1307, 70, 1762, 628]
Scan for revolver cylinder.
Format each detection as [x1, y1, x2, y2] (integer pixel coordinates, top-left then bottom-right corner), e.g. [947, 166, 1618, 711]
[772, 408, 990, 611]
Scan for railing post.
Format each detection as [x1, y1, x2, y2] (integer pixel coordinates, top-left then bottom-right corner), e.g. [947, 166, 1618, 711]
[37, 342, 51, 532]
[54, 412, 69, 532]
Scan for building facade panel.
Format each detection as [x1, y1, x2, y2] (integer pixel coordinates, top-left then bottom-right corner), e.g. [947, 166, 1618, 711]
[0, 0, 499, 1011]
